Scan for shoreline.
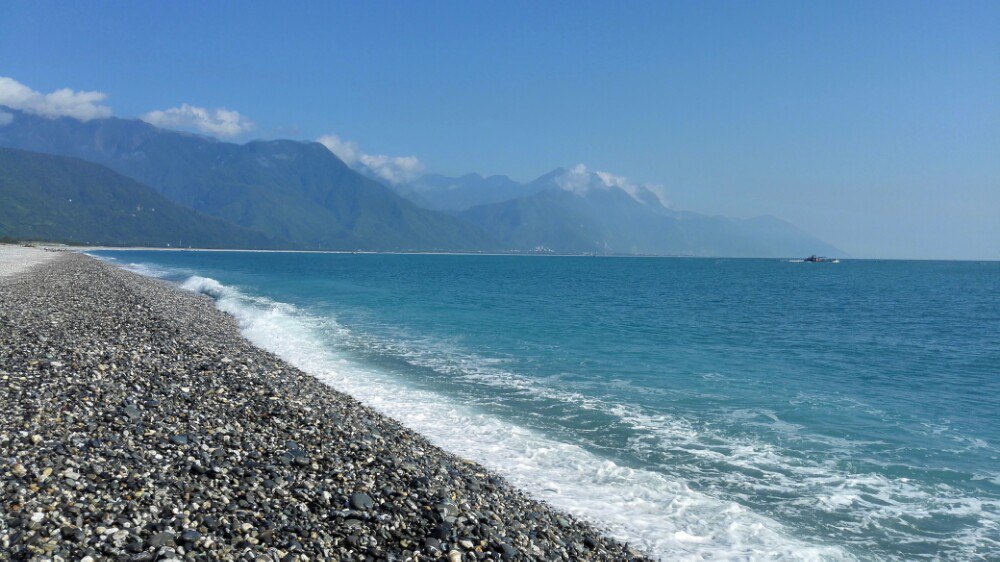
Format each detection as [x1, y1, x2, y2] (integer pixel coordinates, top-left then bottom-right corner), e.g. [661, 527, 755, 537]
[54, 244, 701, 259]
[0, 250, 650, 560]
[92, 248, 852, 560]
[17, 242, 999, 262]
[0, 244, 60, 278]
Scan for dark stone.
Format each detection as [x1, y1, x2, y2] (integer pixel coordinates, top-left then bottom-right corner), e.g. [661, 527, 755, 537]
[147, 531, 175, 547]
[60, 526, 83, 542]
[499, 542, 518, 559]
[349, 492, 374, 510]
[434, 521, 453, 540]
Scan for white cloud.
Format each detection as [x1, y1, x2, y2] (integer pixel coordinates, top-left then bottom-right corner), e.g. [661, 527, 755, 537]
[141, 104, 254, 138]
[554, 164, 593, 195]
[0, 110, 12, 127]
[317, 133, 425, 185]
[316, 133, 361, 165]
[556, 164, 670, 208]
[642, 184, 671, 208]
[0, 76, 112, 121]
[359, 154, 425, 185]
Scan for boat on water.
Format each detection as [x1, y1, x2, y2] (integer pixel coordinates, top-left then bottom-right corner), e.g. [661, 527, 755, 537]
[800, 255, 839, 263]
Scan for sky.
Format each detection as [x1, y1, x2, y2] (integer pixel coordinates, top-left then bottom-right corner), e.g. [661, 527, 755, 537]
[1, 1, 997, 259]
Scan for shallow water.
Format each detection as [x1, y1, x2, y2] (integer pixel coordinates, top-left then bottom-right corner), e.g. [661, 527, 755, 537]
[94, 251, 1000, 560]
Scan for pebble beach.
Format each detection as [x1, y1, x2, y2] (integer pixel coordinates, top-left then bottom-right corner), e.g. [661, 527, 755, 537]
[0, 249, 649, 561]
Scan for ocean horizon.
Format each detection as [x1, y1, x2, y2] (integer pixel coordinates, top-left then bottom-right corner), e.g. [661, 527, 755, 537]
[94, 250, 1000, 560]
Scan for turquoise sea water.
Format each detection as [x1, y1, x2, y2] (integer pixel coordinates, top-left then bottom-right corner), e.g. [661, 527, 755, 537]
[94, 251, 1000, 560]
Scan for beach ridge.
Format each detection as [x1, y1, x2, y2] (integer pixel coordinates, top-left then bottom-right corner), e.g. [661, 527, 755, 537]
[0, 250, 649, 561]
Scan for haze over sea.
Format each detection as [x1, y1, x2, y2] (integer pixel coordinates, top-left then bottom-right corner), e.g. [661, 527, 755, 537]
[95, 250, 1000, 560]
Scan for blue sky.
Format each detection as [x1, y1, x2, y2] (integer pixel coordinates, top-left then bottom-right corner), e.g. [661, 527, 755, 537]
[1, 1, 997, 259]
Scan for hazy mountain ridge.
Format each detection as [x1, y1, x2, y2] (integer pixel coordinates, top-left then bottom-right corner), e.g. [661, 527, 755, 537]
[391, 166, 841, 256]
[455, 168, 842, 257]
[395, 173, 546, 211]
[0, 108, 499, 251]
[0, 147, 277, 248]
[0, 106, 840, 256]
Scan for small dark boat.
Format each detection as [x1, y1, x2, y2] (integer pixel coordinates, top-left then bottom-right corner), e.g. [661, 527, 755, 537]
[802, 255, 839, 263]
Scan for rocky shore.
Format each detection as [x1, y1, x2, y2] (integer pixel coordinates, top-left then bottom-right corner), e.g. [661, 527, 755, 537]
[0, 252, 650, 561]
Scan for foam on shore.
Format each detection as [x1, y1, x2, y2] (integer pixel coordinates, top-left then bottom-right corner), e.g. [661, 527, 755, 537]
[176, 272, 849, 560]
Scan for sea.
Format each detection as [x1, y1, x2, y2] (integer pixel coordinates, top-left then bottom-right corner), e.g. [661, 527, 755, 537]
[92, 250, 1000, 560]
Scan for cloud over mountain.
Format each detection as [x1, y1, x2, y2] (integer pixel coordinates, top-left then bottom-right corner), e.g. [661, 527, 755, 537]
[0, 76, 112, 121]
[141, 104, 255, 138]
[317, 133, 425, 185]
[556, 164, 670, 208]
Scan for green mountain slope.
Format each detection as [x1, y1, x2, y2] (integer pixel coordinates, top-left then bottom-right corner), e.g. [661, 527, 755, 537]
[395, 173, 545, 211]
[0, 108, 500, 251]
[0, 147, 277, 248]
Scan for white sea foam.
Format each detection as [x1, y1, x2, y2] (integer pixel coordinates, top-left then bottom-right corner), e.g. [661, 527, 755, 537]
[174, 274, 847, 561]
[248, 297, 999, 558]
[180, 275, 230, 298]
[104, 257, 1000, 559]
[329, 327, 1000, 556]
[125, 263, 172, 278]
[87, 253, 181, 280]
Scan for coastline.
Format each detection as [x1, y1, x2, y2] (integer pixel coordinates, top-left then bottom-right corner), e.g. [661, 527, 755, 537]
[0, 244, 59, 278]
[40, 244, 701, 259]
[0, 250, 649, 561]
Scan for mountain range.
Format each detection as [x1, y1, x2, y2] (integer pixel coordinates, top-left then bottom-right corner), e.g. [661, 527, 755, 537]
[0, 147, 274, 248]
[0, 106, 841, 256]
[0, 108, 497, 251]
[395, 173, 544, 212]
[396, 168, 841, 257]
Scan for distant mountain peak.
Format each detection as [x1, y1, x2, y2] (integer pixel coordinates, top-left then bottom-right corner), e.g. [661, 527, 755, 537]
[530, 167, 567, 184]
[459, 164, 841, 257]
[540, 164, 671, 210]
